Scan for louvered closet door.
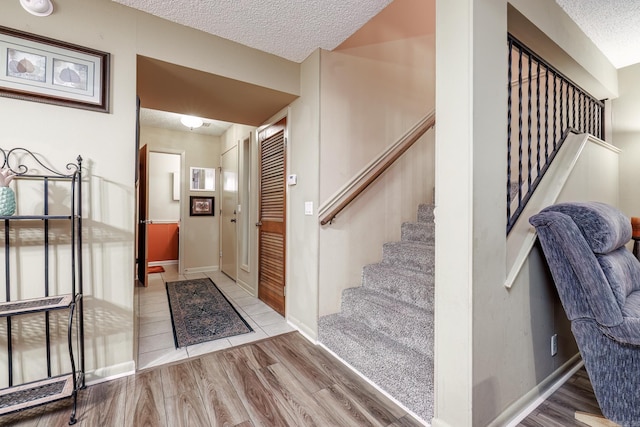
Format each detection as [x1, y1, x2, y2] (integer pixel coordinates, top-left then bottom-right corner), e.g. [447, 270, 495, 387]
[258, 118, 286, 316]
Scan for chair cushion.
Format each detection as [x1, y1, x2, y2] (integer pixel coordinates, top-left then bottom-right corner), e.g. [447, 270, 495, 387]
[541, 202, 631, 254]
[598, 248, 640, 309]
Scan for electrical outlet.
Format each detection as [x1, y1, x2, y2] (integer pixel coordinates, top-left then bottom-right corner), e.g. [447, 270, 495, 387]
[551, 334, 558, 356]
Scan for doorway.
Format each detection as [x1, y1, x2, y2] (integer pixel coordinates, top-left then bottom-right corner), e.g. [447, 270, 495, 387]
[137, 148, 183, 286]
[220, 146, 238, 280]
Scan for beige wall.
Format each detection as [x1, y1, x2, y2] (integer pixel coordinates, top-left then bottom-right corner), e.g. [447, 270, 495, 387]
[143, 127, 221, 272]
[286, 51, 321, 338]
[317, 33, 435, 316]
[612, 63, 640, 218]
[0, 0, 300, 384]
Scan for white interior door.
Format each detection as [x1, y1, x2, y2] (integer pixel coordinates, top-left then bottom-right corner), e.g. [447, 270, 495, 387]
[221, 146, 238, 280]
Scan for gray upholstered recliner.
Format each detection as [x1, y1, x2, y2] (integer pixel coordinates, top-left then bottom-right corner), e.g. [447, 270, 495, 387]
[529, 202, 640, 427]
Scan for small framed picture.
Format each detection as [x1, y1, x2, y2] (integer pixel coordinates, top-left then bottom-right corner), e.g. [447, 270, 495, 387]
[190, 196, 214, 216]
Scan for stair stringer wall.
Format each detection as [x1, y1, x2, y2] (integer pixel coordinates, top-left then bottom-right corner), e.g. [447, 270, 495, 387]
[506, 134, 621, 288]
[317, 34, 436, 317]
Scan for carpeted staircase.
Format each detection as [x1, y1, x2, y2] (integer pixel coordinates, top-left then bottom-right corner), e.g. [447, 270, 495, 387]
[318, 203, 434, 423]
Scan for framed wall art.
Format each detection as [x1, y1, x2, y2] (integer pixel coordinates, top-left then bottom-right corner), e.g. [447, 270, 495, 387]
[190, 196, 215, 216]
[0, 25, 110, 112]
[190, 167, 215, 191]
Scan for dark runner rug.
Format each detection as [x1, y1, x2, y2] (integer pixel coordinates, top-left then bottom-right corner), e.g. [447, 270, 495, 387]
[166, 277, 253, 348]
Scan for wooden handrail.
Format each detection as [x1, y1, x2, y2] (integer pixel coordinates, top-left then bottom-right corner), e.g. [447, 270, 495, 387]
[319, 110, 435, 226]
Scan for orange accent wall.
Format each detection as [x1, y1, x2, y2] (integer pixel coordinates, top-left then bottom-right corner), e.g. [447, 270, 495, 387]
[148, 223, 179, 262]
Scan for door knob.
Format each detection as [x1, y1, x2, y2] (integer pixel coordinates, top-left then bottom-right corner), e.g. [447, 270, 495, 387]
[255, 221, 262, 226]
[230, 218, 236, 223]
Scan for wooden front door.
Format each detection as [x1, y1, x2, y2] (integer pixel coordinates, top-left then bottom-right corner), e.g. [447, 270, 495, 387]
[257, 118, 286, 315]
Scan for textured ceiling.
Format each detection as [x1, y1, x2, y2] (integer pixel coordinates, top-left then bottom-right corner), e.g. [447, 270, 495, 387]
[555, 0, 640, 69]
[113, 0, 393, 63]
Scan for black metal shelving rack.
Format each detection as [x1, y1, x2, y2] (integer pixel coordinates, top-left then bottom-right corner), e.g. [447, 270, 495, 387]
[0, 149, 84, 425]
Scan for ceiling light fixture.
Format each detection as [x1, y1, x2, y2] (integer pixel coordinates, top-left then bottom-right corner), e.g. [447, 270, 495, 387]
[180, 115, 203, 130]
[20, 0, 53, 16]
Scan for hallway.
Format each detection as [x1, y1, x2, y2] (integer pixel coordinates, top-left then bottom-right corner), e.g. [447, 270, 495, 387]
[137, 264, 294, 370]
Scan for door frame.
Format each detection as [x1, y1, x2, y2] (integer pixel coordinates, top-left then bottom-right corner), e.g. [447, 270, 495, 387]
[139, 147, 186, 277]
[220, 145, 239, 281]
[255, 111, 289, 316]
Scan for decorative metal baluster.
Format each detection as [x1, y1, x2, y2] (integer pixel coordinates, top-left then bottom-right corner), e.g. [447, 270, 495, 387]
[518, 48, 524, 209]
[536, 60, 541, 176]
[544, 66, 549, 162]
[527, 53, 533, 191]
[553, 73, 557, 151]
[507, 40, 513, 226]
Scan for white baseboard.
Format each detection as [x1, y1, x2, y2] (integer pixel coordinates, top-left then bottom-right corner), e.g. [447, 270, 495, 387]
[317, 342, 429, 427]
[235, 278, 255, 296]
[494, 353, 584, 427]
[286, 314, 317, 341]
[148, 260, 178, 267]
[184, 265, 219, 274]
[84, 361, 136, 386]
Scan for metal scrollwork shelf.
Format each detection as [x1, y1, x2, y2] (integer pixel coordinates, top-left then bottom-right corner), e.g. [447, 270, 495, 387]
[0, 148, 84, 425]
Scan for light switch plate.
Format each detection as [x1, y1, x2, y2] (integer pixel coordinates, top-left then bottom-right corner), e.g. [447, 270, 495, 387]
[304, 201, 313, 215]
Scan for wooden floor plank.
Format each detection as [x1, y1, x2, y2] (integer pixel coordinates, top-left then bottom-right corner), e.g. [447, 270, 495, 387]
[259, 362, 339, 427]
[314, 383, 385, 427]
[220, 344, 292, 426]
[81, 377, 128, 426]
[124, 369, 167, 427]
[164, 390, 212, 427]
[190, 353, 251, 427]
[257, 334, 333, 394]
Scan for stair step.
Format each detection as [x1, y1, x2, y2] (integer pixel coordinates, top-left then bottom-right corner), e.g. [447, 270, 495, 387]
[401, 221, 434, 243]
[341, 288, 432, 355]
[417, 204, 434, 224]
[382, 241, 433, 273]
[318, 314, 433, 422]
[362, 263, 433, 309]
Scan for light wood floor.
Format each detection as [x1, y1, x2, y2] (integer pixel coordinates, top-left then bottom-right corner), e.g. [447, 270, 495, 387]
[0, 332, 424, 427]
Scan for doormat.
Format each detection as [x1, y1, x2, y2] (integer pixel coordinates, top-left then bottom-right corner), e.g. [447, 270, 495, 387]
[165, 278, 253, 348]
[147, 265, 165, 274]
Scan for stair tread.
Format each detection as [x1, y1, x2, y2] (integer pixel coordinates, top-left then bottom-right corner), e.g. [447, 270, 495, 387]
[341, 288, 432, 354]
[362, 263, 433, 309]
[319, 313, 433, 422]
[382, 241, 434, 273]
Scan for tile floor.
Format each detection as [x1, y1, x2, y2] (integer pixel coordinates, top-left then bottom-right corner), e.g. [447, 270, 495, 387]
[136, 264, 295, 370]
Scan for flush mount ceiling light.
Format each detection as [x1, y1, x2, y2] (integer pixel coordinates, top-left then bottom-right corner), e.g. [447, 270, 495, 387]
[20, 0, 53, 16]
[180, 115, 203, 129]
